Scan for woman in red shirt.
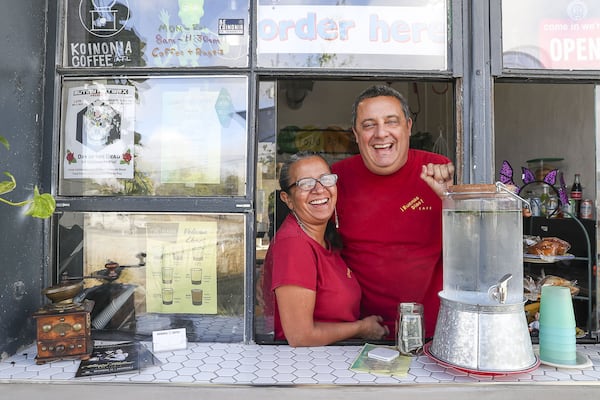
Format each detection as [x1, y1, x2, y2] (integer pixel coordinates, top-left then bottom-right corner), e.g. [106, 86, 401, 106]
[263, 152, 388, 347]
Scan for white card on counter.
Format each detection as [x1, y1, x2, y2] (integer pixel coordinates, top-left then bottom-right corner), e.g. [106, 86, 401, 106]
[152, 328, 187, 352]
[367, 347, 399, 362]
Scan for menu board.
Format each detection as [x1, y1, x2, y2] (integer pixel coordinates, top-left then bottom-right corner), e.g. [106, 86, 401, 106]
[145, 221, 218, 314]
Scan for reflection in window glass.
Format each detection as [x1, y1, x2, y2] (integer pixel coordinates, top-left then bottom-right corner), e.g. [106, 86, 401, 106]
[59, 76, 248, 196]
[64, 0, 249, 68]
[56, 212, 245, 342]
[256, 0, 448, 70]
[502, 0, 600, 70]
[254, 81, 276, 341]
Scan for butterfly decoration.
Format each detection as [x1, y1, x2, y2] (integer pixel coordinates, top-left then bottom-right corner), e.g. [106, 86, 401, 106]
[499, 160, 568, 206]
[499, 160, 515, 186]
[557, 172, 569, 206]
[520, 167, 536, 185]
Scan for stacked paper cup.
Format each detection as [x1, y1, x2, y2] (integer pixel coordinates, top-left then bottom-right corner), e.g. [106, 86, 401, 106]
[538, 285, 577, 365]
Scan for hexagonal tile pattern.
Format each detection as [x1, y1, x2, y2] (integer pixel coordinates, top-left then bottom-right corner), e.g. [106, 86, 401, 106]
[1, 342, 600, 387]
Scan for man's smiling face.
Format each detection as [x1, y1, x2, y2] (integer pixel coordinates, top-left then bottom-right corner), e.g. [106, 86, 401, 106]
[353, 95, 413, 176]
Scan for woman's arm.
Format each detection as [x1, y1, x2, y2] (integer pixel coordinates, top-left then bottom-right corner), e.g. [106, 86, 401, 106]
[275, 285, 388, 347]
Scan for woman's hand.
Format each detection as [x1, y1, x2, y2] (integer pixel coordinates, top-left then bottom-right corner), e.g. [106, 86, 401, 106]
[358, 315, 389, 340]
[276, 286, 390, 346]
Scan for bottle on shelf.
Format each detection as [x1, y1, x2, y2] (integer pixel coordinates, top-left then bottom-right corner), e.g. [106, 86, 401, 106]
[570, 173, 582, 217]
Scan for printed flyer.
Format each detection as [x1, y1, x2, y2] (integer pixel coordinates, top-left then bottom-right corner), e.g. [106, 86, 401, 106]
[63, 84, 135, 179]
[75, 342, 160, 377]
[145, 221, 218, 314]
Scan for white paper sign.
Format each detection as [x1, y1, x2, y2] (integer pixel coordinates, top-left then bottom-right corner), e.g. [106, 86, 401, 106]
[152, 328, 188, 353]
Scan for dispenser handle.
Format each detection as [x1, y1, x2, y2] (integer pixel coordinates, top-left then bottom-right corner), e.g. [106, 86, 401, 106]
[488, 273, 513, 304]
[495, 182, 530, 209]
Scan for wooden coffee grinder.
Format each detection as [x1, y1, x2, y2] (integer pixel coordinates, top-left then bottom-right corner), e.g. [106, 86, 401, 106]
[33, 280, 93, 365]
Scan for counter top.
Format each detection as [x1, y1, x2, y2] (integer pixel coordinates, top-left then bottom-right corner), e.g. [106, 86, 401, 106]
[1, 342, 599, 386]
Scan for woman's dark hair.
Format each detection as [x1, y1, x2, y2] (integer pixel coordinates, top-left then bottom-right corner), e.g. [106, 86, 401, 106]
[278, 151, 343, 249]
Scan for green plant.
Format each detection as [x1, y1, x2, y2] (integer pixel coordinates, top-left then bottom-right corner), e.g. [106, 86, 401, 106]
[0, 136, 55, 218]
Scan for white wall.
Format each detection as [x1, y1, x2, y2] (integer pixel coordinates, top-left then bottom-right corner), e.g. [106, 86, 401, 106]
[494, 83, 596, 199]
[278, 81, 411, 128]
[276, 80, 455, 159]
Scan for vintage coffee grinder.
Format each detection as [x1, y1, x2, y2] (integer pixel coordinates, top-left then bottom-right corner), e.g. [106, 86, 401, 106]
[33, 255, 143, 364]
[33, 280, 94, 365]
[428, 183, 538, 373]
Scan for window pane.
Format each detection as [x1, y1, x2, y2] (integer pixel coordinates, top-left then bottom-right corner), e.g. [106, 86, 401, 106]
[58, 76, 248, 196]
[64, 0, 249, 68]
[502, 0, 600, 70]
[254, 81, 276, 341]
[252, 79, 456, 343]
[256, 0, 448, 70]
[56, 212, 245, 342]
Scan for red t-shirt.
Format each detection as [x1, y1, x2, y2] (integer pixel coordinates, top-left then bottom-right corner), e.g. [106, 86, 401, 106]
[264, 214, 361, 341]
[332, 149, 450, 338]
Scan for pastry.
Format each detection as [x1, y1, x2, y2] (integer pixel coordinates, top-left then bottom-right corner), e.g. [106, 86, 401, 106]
[526, 237, 570, 256]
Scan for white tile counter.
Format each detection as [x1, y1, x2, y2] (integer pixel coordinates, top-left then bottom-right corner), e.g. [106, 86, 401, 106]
[1, 342, 600, 386]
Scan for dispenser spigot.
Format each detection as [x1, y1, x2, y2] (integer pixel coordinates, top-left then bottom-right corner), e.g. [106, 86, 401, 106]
[488, 273, 513, 304]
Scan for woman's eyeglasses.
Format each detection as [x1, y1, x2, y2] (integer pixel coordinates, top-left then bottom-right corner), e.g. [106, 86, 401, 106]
[287, 173, 338, 191]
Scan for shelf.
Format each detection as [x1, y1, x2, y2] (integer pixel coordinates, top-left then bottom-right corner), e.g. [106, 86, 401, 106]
[523, 217, 596, 339]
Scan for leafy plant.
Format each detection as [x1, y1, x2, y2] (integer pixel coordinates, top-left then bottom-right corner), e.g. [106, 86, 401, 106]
[0, 136, 55, 218]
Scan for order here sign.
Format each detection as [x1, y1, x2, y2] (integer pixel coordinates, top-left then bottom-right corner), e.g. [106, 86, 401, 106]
[256, 5, 447, 57]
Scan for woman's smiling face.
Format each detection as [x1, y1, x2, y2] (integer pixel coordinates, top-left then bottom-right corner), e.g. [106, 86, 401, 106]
[281, 156, 337, 228]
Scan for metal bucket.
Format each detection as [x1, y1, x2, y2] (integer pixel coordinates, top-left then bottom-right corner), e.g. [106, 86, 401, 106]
[430, 292, 538, 373]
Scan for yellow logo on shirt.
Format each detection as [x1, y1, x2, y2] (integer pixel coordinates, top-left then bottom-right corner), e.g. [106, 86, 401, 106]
[400, 196, 432, 212]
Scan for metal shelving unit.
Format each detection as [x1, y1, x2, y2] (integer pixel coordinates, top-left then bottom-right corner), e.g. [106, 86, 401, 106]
[523, 216, 597, 343]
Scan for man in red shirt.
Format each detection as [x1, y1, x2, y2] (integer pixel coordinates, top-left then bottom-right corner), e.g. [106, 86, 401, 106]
[332, 85, 454, 339]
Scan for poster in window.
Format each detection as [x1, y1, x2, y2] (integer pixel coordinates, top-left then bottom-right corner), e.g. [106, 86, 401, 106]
[65, 0, 249, 68]
[145, 221, 218, 314]
[63, 84, 135, 179]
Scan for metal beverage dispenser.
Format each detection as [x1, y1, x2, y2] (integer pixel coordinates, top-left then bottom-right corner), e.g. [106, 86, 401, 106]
[429, 183, 538, 373]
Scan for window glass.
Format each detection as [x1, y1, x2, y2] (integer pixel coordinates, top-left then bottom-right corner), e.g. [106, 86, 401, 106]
[256, 0, 448, 70]
[502, 0, 600, 70]
[64, 0, 249, 68]
[58, 76, 248, 196]
[254, 81, 276, 341]
[56, 212, 245, 342]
